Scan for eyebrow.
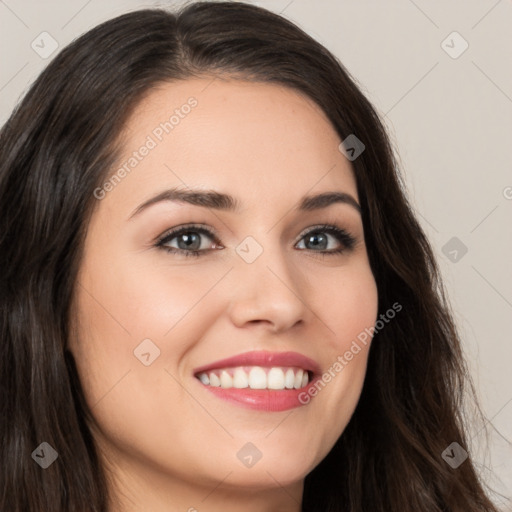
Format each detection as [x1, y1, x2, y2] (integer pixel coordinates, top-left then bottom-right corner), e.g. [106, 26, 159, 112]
[128, 187, 361, 219]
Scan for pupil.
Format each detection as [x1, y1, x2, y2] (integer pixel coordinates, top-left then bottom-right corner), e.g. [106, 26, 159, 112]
[179, 232, 200, 250]
[308, 233, 326, 250]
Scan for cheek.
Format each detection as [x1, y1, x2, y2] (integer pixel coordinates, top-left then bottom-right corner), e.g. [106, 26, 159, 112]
[302, 261, 378, 431]
[312, 260, 379, 349]
[69, 258, 214, 460]
[70, 254, 234, 415]
[75, 253, 224, 346]
[332, 266, 378, 382]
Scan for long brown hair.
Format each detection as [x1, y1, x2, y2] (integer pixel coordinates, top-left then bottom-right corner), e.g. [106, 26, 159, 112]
[0, 2, 501, 511]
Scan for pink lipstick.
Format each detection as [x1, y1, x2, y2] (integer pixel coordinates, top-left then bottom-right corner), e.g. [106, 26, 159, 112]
[193, 350, 321, 412]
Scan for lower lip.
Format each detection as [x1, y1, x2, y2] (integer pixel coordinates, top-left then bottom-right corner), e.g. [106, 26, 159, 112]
[198, 379, 318, 412]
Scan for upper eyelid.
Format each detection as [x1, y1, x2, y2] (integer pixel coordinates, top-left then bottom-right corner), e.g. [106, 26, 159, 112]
[156, 224, 220, 245]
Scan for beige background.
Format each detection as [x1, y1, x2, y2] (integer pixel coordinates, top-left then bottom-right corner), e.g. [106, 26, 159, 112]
[1, 0, 511, 508]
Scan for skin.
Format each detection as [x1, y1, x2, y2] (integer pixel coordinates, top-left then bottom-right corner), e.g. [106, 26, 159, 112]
[69, 77, 379, 512]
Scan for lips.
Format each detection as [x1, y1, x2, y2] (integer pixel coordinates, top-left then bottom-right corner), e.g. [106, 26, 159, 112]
[193, 350, 321, 412]
[193, 350, 321, 376]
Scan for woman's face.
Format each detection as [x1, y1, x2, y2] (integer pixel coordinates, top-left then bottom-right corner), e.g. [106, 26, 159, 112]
[69, 77, 378, 507]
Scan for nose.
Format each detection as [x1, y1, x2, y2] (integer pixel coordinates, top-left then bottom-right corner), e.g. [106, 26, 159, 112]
[226, 242, 310, 333]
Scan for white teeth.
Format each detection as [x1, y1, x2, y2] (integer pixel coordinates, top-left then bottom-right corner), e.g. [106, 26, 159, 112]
[233, 368, 249, 388]
[249, 367, 267, 389]
[267, 368, 285, 390]
[285, 368, 295, 389]
[220, 370, 233, 388]
[197, 366, 310, 390]
[209, 373, 221, 387]
[294, 369, 304, 389]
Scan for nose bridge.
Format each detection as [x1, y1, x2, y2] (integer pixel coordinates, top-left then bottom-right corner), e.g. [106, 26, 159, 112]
[236, 231, 292, 286]
[226, 231, 307, 330]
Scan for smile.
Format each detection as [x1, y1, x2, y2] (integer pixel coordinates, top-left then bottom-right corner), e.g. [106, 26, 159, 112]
[193, 350, 321, 411]
[196, 366, 311, 390]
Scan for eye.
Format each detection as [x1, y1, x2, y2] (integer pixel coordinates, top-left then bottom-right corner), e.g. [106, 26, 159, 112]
[156, 224, 221, 258]
[295, 224, 357, 256]
[155, 223, 357, 258]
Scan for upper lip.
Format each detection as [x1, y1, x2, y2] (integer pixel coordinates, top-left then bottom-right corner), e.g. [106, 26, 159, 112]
[193, 350, 321, 377]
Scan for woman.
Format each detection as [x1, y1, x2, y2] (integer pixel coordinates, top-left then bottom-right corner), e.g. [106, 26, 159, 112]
[0, 2, 502, 511]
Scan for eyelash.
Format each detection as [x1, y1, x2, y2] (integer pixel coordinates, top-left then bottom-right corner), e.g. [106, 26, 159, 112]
[155, 223, 357, 259]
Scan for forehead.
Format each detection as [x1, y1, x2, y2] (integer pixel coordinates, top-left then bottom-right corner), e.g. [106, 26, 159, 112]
[108, 77, 358, 213]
